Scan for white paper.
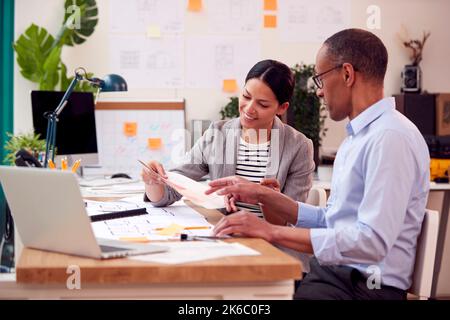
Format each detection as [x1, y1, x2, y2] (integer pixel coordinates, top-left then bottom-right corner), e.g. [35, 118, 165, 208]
[84, 199, 144, 216]
[185, 36, 260, 89]
[165, 172, 225, 209]
[78, 177, 139, 188]
[109, 0, 184, 35]
[206, 0, 261, 35]
[279, 0, 350, 43]
[91, 204, 215, 241]
[130, 241, 260, 264]
[109, 35, 184, 89]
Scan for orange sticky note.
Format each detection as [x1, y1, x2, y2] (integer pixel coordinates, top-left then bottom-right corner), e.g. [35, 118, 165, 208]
[148, 138, 162, 150]
[264, 15, 277, 28]
[223, 79, 238, 93]
[264, 0, 277, 11]
[124, 122, 137, 137]
[188, 0, 202, 12]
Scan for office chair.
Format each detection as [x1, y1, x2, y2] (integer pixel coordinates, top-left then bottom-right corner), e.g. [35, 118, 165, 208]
[306, 187, 328, 207]
[409, 209, 440, 300]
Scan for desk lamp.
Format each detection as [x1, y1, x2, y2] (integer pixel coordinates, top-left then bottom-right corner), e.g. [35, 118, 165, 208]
[43, 67, 127, 167]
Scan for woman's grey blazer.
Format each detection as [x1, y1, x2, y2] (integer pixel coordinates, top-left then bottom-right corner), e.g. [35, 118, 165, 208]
[144, 116, 315, 206]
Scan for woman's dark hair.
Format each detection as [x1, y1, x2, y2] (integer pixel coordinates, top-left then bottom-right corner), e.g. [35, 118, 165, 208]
[245, 59, 295, 104]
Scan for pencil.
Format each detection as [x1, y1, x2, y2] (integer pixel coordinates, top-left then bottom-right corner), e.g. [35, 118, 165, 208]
[71, 159, 81, 173]
[183, 226, 211, 230]
[61, 157, 68, 171]
[47, 159, 56, 169]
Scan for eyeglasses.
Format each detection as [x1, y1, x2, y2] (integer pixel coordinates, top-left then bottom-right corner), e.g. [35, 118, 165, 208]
[312, 64, 343, 89]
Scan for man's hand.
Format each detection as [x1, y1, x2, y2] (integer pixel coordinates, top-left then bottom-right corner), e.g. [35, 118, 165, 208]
[206, 176, 267, 206]
[213, 210, 275, 241]
[260, 178, 281, 192]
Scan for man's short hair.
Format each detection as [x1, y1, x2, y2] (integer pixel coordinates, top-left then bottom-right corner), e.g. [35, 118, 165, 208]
[324, 28, 388, 84]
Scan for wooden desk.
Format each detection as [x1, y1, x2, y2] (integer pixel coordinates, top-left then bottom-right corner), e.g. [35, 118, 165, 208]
[1, 203, 302, 300]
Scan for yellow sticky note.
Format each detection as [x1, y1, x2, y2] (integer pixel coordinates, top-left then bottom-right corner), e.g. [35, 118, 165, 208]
[264, 0, 277, 11]
[124, 122, 137, 137]
[223, 79, 238, 93]
[264, 15, 277, 28]
[147, 25, 161, 38]
[120, 237, 150, 243]
[157, 223, 185, 236]
[187, 0, 202, 12]
[148, 138, 162, 150]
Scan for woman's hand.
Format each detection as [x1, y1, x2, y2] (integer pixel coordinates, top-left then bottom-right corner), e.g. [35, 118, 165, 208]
[141, 160, 168, 186]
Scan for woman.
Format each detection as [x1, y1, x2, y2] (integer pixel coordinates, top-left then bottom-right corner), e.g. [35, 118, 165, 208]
[142, 59, 315, 215]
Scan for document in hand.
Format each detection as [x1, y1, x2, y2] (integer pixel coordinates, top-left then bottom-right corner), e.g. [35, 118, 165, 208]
[165, 172, 225, 209]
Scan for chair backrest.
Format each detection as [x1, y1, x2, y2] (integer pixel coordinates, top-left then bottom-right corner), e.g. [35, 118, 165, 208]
[409, 209, 440, 299]
[306, 187, 327, 207]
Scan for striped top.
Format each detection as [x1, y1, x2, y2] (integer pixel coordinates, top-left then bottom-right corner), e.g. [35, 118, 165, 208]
[235, 138, 270, 217]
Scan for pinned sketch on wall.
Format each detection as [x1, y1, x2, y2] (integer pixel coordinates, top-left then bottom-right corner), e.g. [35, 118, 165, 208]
[95, 101, 186, 178]
[205, 0, 261, 35]
[185, 36, 260, 89]
[279, 0, 350, 43]
[109, 35, 184, 89]
[109, 0, 184, 35]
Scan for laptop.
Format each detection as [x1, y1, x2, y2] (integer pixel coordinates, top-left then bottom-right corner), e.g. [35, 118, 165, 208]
[0, 166, 168, 259]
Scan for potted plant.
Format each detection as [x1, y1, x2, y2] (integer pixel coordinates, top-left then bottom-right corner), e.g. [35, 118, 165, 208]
[220, 97, 239, 120]
[3, 132, 47, 166]
[13, 0, 99, 92]
[288, 63, 327, 170]
[398, 28, 431, 93]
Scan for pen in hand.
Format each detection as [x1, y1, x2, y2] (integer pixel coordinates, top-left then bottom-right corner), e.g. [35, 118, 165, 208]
[138, 159, 168, 183]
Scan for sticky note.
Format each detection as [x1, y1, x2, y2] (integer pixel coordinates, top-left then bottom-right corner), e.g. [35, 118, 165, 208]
[264, 0, 277, 11]
[187, 0, 202, 12]
[119, 237, 150, 243]
[157, 223, 185, 236]
[223, 79, 238, 93]
[264, 15, 277, 28]
[123, 122, 137, 137]
[146, 25, 161, 38]
[148, 138, 162, 150]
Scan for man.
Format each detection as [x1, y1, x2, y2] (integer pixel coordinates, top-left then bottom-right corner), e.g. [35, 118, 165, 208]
[206, 28, 430, 300]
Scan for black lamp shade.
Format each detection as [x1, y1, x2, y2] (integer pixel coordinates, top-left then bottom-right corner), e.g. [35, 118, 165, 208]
[101, 74, 128, 92]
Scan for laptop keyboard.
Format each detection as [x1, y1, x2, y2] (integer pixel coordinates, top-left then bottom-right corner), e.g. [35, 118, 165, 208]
[99, 245, 130, 253]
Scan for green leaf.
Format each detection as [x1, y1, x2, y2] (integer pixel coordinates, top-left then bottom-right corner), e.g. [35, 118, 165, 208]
[220, 97, 239, 120]
[39, 46, 62, 90]
[3, 132, 46, 166]
[290, 63, 327, 148]
[13, 24, 55, 84]
[59, 62, 72, 91]
[56, 0, 98, 47]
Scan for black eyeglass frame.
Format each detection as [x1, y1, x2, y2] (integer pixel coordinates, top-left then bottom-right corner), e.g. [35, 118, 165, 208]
[312, 64, 343, 89]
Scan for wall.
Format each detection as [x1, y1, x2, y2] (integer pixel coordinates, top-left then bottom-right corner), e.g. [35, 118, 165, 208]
[14, 0, 450, 154]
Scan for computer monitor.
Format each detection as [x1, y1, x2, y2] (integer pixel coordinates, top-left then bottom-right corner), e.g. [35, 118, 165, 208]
[31, 90, 99, 166]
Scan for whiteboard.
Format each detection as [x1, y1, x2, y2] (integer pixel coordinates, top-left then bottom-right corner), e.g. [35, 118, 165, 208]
[95, 100, 186, 178]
